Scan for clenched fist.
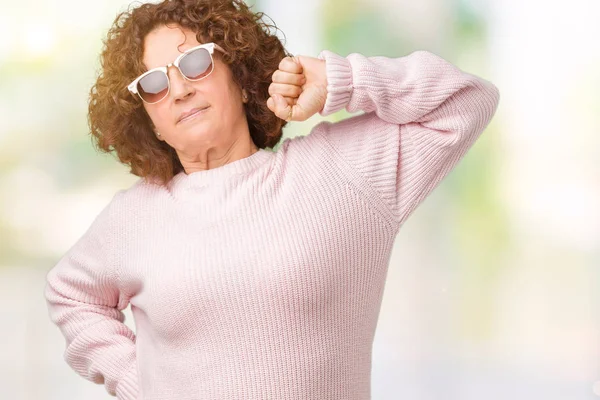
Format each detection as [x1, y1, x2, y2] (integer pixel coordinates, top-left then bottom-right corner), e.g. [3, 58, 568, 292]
[266, 55, 328, 122]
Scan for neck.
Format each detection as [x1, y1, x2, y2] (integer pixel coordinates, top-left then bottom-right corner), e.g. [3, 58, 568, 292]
[179, 136, 258, 175]
[178, 109, 259, 174]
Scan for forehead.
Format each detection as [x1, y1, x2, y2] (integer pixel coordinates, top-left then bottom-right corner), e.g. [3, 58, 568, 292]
[142, 25, 202, 69]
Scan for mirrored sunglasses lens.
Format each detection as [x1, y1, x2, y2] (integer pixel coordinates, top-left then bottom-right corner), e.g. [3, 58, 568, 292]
[180, 48, 213, 80]
[138, 70, 169, 102]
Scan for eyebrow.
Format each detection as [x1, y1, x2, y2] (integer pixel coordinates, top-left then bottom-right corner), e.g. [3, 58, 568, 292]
[141, 45, 196, 72]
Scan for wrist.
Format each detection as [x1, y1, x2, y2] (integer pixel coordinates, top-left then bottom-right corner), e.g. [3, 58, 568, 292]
[317, 50, 353, 116]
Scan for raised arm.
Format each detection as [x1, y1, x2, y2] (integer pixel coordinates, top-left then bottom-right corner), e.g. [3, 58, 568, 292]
[313, 49, 500, 227]
[44, 192, 138, 399]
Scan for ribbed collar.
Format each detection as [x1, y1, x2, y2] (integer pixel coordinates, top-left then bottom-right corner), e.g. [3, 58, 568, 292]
[169, 148, 274, 192]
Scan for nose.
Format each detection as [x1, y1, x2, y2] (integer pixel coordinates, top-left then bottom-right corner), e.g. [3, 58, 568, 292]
[167, 65, 195, 102]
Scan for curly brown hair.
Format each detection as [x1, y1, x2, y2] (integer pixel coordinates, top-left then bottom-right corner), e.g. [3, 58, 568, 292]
[88, 0, 290, 186]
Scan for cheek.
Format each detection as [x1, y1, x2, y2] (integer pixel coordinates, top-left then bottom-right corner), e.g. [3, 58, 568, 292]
[221, 86, 245, 116]
[207, 88, 237, 117]
[208, 71, 243, 114]
[145, 105, 172, 131]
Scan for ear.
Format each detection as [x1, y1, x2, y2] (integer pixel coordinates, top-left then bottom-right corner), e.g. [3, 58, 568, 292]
[148, 120, 162, 141]
[151, 124, 163, 141]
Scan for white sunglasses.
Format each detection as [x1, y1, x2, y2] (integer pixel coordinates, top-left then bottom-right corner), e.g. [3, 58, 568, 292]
[127, 42, 227, 104]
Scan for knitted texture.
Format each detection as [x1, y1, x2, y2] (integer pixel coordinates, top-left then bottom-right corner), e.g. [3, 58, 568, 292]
[45, 49, 499, 400]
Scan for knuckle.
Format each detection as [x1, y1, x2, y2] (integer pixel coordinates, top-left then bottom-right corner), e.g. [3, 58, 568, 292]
[282, 56, 296, 71]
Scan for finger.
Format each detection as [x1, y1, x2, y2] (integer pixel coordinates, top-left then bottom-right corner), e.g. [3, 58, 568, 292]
[268, 96, 296, 109]
[272, 70, 306, 86]
[284, 96, 298, 106]
[267, 95, 297, 112]
[268, 82, 302, 98]
[266, 96, 275, 112]
[267, 94, 292, 121]
[278, 56, 303, 74]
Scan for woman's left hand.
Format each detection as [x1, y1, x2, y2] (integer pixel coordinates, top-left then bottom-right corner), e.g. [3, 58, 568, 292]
[266, 55, 328, 122]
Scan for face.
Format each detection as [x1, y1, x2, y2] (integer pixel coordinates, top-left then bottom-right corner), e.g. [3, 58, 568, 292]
[141, 24, 248, 162]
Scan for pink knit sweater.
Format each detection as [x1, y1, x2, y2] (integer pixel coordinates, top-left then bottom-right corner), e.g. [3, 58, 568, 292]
[45, 49, 499, 399]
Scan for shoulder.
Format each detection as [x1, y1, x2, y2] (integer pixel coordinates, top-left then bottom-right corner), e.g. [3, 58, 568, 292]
[116, 175, 170, 199]
[281, 112, 389, 156]
[105, 176, 169, 219]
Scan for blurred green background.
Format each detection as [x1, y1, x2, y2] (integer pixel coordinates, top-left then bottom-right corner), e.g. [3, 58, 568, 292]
[0, 0, 598, 399]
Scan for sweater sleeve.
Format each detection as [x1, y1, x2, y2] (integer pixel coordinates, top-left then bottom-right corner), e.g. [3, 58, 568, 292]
[44, 191, 138, 400]
[313, 49, 500, 227]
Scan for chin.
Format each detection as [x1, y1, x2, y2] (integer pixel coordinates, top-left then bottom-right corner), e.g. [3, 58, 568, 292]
[177, 118, 212, 132]
[179, 126, 218, 145]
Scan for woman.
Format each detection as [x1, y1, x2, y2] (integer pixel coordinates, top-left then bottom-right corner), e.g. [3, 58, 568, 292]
[45, 0, 499, 399]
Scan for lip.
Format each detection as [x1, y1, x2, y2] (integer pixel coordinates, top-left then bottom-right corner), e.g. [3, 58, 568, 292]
[177, 106, 210, 124]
